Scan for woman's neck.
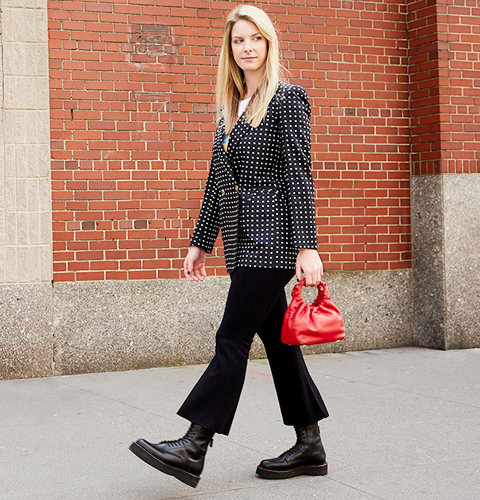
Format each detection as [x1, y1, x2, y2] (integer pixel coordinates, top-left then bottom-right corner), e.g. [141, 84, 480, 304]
[243, 70, 264, 99]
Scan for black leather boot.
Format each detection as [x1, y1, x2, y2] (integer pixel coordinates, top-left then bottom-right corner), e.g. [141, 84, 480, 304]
[129, 423, 215, 488]
[256, 423, 327, 479]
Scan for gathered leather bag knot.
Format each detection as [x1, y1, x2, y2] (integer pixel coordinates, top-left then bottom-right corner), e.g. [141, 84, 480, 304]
[281, 279, 346, 346]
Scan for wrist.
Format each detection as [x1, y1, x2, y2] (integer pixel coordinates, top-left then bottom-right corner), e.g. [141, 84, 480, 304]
[298, 248, 317, 254]
[190, 245, 206, 253]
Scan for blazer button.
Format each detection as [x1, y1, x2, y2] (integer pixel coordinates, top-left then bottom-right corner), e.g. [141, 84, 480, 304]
[235, 185, 239, 191]
[221, 189, 225, 195]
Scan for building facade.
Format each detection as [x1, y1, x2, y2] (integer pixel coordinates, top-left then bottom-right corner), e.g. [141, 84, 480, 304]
[1, 0, 479, 379]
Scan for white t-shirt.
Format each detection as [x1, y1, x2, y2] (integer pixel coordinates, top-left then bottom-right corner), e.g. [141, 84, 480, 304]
[238, 97, 251, 116]
[223, 97, 252, 151]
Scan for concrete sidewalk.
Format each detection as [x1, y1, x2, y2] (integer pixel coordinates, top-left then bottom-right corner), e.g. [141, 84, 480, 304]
[1, 347, 479, 500]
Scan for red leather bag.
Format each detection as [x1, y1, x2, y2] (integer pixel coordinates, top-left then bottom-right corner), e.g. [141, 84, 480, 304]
[281, 279, 346, 346]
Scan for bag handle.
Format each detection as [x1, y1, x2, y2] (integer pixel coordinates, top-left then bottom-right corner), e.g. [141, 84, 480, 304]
[291, 279, 327, 303]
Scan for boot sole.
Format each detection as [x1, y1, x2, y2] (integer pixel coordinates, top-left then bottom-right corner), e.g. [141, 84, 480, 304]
[256, 462, 328, 479]
[129, 441, 200, 488]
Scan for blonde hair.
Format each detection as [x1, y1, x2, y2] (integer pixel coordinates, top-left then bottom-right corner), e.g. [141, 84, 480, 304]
[217, 5, 280, 134]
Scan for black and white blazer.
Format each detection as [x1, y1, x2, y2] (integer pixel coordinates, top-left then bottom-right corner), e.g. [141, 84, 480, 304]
[190, 82, 318, 274]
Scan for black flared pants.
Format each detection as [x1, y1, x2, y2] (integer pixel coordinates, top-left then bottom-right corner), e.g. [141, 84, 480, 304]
[177, 267, 329, 435]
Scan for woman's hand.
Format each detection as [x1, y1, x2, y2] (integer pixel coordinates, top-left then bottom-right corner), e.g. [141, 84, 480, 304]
[295, 248, 323, 287]
[184, 246, 207, 281]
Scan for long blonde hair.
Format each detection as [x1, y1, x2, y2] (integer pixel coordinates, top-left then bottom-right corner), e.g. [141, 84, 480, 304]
[217, 5, 280, 134]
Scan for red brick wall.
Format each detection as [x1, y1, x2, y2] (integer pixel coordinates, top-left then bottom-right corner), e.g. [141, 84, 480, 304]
[408, 0, 480, 175]
[48, 0, 412, 282]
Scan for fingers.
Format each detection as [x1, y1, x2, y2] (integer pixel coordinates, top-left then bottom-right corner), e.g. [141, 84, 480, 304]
[302, 264, 322, 287]
[183, 252, 206, 282]
[297, 250, 324, 286]
[186, 269, 204, 281]
[298, 268, 319, 287]
[193, 265, 206, 281]
[189, 266, 205, 281]
[304, 269, 321, 287]
[184, 255, 198, 281]
[295, 261, 302, 282]
[183, 258, 189, 279]
[183, 258, 196, 281]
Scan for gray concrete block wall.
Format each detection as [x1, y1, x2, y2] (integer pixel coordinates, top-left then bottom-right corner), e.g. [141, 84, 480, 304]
[443, 175, 480, 349]
[411, 175, 446, 349]
[1, 270, 414, 379]
[52, 271, 413, 376]
[0, 283, 54, 379]
[0, 0, 52, 284]
[412, 173, 480, 350]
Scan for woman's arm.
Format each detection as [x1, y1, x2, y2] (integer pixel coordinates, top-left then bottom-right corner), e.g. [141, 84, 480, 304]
[279, 85, 318, 250]
[185, 153, 221, 280]
[190, 159, 221, 254]
[184, 245, 207, 281]
[280, 85, 322, 285]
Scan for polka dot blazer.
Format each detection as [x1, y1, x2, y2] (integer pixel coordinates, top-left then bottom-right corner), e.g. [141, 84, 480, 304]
[190, 82, 318, 274]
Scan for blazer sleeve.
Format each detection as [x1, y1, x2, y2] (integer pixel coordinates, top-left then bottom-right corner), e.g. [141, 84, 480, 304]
[190, 160, 220, 253]
[279, 85, 318, 250]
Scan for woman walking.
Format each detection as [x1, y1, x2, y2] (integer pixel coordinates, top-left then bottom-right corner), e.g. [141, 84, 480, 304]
[130, 5, 329, 488]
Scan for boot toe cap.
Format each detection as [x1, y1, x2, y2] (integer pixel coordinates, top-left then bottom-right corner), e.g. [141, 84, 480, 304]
[258, 458, 282, 470]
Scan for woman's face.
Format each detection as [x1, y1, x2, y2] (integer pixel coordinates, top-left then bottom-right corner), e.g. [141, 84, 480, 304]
[231, 19, 268, 76]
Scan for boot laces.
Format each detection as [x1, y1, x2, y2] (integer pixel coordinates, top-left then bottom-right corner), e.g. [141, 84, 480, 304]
[282, 428, 306, 459]
[283, 441, 304, 459]
[161, 424, 200, 448]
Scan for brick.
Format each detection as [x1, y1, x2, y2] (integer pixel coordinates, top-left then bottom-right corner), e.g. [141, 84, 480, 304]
[76, 271, 106, 281]
[48, 0, 420, 280]
[53, 272, 76, 282]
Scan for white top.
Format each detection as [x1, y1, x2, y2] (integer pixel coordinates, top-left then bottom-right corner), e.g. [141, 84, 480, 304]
[222, 97, 251, 151]
[238, 97, 251, 116]
[222, 98, 253, 152]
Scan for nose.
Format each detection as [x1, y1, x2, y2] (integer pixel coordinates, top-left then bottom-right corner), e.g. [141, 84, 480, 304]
[244, 40, 252, 52]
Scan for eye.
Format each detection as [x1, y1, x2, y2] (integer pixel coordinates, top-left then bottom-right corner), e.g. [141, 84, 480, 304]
[233, 38, 243, 44]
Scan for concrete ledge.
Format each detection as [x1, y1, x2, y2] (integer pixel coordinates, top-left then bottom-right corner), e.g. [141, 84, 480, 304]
[0, 284, 53, 380]
[54, 270, 414, 376]
[300, 269, 414, 356]
[0, 269, 414, 379]
[52, 278, 229, 376]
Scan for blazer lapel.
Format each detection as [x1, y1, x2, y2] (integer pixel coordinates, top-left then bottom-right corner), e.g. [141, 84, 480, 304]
[214, 118, 238, 185]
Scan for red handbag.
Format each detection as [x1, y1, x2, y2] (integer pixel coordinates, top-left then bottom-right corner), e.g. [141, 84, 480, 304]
[281, 279, 346, 345]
